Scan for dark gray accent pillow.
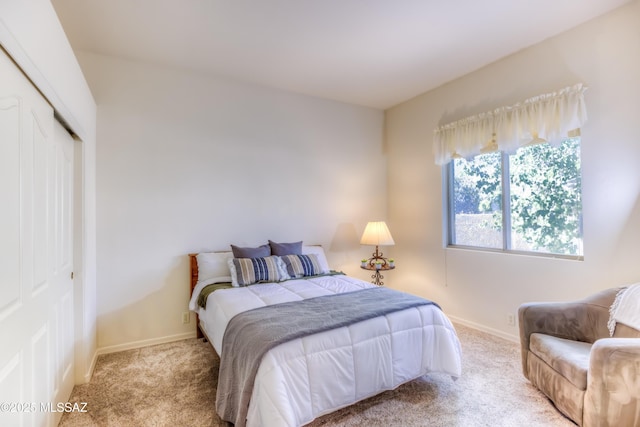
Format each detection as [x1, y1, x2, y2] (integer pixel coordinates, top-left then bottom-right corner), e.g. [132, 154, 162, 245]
[269, 240, 303, 256]
[230, 244, 271, 258]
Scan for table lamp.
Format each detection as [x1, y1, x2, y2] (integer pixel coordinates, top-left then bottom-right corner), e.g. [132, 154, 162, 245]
[360, 221, 395, 268]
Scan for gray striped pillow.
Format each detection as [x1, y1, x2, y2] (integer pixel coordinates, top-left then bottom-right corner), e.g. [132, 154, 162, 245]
[281, 254, 322, 278]
[231, 256, 283, 286]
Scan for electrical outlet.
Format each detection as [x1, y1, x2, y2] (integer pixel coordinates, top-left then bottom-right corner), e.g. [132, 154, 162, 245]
[182, 311, 190, 324]
[507, 313, 515, 326]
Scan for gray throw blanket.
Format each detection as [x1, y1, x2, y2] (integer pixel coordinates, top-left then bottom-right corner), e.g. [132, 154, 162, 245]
[216, 287, 440, 426]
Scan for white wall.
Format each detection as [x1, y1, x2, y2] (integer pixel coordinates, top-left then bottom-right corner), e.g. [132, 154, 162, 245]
[385, 0, 640, 341]
[75, 52, 386, 350]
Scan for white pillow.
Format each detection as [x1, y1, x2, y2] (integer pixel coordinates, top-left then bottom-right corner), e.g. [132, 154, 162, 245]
[227, 257, 239, 287]
[302, 245, 331, 273]
[195, 252, 233, 287]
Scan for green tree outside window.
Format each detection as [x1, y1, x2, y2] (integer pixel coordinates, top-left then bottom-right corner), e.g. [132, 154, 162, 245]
[449, 138, 582, 256]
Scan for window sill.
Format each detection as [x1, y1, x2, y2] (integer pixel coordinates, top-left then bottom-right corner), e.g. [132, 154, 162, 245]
[445, 244, 584, 261]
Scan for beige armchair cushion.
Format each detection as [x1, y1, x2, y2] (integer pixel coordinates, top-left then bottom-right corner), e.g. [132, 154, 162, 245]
[530, 333, 591, 390]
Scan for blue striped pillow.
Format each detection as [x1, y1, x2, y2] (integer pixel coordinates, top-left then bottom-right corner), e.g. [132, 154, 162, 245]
[231, 256, 283, 286]
[281, 254, 322, 278]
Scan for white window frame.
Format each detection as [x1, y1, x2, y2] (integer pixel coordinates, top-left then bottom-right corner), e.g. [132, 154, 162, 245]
[443, 146, 583, 260]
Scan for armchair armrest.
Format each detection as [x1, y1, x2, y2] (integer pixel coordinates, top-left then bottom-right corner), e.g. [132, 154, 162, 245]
[583, 338, 640, 426]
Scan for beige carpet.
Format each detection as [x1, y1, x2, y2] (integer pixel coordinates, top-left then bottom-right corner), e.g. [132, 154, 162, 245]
[59, 324, 575, 426]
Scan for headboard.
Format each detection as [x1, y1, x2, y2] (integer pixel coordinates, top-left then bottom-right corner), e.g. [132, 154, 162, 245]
[188, 253, 199, 292]
[188, 253, 203, 339]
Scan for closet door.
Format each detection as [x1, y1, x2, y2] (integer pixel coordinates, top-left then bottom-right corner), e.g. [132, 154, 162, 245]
[50, 120, 75, 424]
[0, 47, 74, 427]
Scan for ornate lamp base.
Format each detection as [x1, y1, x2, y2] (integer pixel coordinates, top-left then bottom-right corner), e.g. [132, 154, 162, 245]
[360, 245, 395, 286]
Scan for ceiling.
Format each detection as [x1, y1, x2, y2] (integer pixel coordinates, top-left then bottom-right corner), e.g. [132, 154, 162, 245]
[52, 0, 631, 110]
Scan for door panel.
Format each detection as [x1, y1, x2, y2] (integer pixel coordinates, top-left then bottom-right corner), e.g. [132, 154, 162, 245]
[0, 97, 20, 320]
[0, 47, 74, 427]
[0, 94, 25, 426]
[51, 120, 75, 414]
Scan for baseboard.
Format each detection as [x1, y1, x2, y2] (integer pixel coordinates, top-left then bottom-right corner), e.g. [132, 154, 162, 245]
[84, 350, 98, 383]
[96, 332, 198, 356]
[92, 319, 518, 356]
[448, 315, 519, 343]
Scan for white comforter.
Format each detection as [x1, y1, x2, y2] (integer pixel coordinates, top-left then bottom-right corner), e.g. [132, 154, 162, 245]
[192, 275, 462, 427]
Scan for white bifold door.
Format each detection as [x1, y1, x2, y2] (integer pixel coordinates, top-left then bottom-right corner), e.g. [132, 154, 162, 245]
[0, 47, 75, 426]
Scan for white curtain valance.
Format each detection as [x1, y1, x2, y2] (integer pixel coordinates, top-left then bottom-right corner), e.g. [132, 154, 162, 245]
[433, 83, 588, 165]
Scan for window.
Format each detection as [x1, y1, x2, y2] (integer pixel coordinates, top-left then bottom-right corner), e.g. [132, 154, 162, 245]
[434, 84, 587, 257]
[446, 138, 582, 257]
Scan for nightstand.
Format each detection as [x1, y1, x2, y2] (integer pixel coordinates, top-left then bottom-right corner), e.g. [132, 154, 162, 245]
[360, 264, 395, 286]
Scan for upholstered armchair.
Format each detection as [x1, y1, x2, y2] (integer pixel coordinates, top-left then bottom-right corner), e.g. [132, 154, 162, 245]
[518, 287, 640, 426]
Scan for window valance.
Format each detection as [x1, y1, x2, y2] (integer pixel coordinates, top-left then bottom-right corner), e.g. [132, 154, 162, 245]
[433, 83, 588, 165]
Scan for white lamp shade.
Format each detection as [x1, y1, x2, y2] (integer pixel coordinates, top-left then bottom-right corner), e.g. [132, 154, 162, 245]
[360, 221, 395, 246]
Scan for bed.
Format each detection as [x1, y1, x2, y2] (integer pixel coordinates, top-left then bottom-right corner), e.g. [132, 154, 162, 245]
[188, 245, 462, 427]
